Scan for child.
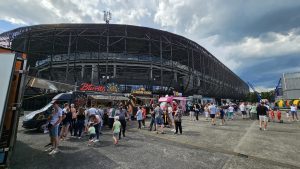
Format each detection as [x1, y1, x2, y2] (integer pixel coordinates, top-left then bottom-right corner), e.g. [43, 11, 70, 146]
[286, 111, 291, 122]
[269, 109, 275, 122]
[276, 109, 282, 123]
[112, 116, 121, 145]
[88, 123, 96, 146]
[219, 107, 226, 125]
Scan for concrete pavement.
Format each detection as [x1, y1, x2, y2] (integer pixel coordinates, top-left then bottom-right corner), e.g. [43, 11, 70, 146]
[11, 113, 300, 169]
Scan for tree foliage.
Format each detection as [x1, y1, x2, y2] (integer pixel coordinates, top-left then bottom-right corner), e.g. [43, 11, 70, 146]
[246, 90, 275, 103]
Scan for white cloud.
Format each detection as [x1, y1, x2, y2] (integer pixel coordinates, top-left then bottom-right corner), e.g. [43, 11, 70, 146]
[2, 16, 28, 25]
[253, 86, 274, 92]
[154, 0, 185, 27]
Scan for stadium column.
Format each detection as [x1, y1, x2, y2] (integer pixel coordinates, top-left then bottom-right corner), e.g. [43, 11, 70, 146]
[91, 64, 98, 84]
[160, 36, 163, 88]
[50, 29, 56, 81]
[113, 64, 116, 78]
[171, 41, 177, 83]
[81, 65, 85, 80]
[148, 34, 153, 82]
[66, 32, 72, 82]
[192, 49, 194, 88]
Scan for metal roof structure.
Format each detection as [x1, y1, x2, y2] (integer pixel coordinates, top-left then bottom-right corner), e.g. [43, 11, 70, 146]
[0, 24, 249, 99]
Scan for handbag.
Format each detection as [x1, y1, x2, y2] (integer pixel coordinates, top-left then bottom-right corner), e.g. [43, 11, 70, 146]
[47, 123, 53, 130]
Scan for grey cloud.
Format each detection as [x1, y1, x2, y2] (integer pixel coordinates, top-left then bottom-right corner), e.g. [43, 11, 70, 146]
[237, 54, 300, 88]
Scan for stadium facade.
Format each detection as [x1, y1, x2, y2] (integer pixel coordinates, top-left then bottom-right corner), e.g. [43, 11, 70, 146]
[0, 24, 249, 99]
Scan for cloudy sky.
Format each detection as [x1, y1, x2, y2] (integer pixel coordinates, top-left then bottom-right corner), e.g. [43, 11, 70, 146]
[1, 0, 300, 91]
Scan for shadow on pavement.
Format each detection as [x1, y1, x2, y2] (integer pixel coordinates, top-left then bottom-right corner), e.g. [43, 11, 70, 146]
[12, 140, 119, 169]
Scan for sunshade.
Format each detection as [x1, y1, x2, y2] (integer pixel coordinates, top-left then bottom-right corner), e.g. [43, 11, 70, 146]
[90, 95, 129, 101]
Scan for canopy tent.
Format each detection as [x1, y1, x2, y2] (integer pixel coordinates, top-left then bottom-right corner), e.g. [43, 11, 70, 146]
[135, 96, 155, 100]
[89, 95, 129, 101]
[158, 96, 187, 112]
[158, 96, 188, 102]
[26, 76, 76, 91]
[158, 97, 172, 102]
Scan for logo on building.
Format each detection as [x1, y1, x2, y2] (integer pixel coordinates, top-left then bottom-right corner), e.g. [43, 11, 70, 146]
[106, 83, 119, 93]
[132, 87, 152, 95]
[79, 83, 106, 92]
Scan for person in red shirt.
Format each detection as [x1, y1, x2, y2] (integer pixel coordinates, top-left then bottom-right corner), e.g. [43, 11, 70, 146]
[276, 109, 282, 123]
[269, 109, 275, 122]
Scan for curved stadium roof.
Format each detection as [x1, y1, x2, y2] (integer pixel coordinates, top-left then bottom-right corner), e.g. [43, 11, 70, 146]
[0, 24, 249, 98]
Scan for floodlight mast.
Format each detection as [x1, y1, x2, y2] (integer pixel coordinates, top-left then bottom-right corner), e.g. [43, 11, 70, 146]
[103, 10, 111, 84]
[103, 11, 111, 24]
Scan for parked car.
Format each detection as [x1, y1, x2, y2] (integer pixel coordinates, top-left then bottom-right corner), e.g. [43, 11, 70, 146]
[22, 91, 87, 132]
[22, 103, 52, 132]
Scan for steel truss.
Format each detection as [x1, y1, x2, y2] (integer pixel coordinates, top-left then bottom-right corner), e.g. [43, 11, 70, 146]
[0, 24, 249, 99]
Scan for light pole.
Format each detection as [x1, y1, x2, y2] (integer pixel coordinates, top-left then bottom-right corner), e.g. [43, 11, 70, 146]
[104, 11, 111, 84]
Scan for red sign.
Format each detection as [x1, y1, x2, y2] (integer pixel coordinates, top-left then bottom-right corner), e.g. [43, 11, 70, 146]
[80, 83, 106, 92]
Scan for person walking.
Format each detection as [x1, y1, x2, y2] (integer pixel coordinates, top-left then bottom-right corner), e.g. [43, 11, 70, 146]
[74, 107, 85, 139]
[195, 104, 200, 121]
[149, 107, 156, 131]
[108, 107, 116, 129]
[290, 104, 299, 121]
[174, 106, 183, 134]
[240, 102, 246, 119]
[47, 101, 63, 155]
[204, 104, 209, 120]
[249, 103, 257, 120]
[117, 106, 127, 139]
[189, 104, 195, 121]
[269, 108, 275, 122]
[219, 107, 225, 125]
[142, 106, 147, 128]
[256, 102, 269, 131]
[112, 116, 121, 145]
[208, 103, 217, 125]
[155, 104, 165, 134]
[70, 104, 77, 137]
[97, 106, 104, 135]
[136, 107, 143, 129]
[167, 104, 175, 131]
[227, 104, 234, 120]
[60, 103, 72, 141]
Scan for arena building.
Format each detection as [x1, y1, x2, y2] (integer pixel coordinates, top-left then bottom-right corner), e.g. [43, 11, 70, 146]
[0, 24, 249, 99]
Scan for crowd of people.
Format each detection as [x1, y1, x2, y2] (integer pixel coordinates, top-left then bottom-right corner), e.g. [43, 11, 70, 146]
[44, 100, 298, 155]
[185, 101, 298, 131]
[45, 101, 130, 155]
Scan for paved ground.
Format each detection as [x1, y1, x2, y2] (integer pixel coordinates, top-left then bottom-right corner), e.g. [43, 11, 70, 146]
[12, 113, 300, 169]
